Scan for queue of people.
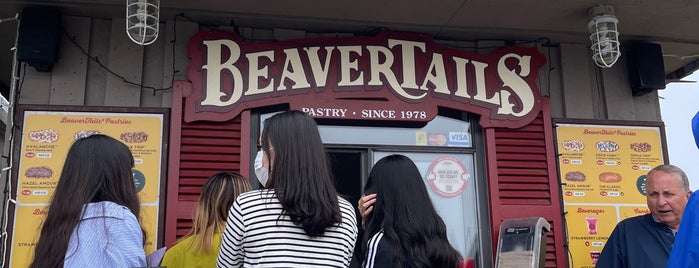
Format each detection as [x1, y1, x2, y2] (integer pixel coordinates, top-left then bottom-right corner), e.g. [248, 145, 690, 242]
[27, 109, 699, 267]
[215, 110, 359, 267]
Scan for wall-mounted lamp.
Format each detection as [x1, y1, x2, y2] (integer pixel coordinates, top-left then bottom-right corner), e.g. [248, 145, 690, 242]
[126, 0, 159, 45]
[588, 5, 620, 68]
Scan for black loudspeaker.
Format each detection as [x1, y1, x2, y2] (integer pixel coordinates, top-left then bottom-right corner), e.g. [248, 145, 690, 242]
[626, 43, 666, 96]
[17, 7, 61, 72]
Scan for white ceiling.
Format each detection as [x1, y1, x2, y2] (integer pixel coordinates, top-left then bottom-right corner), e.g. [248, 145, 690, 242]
[1, 0, 699, 96]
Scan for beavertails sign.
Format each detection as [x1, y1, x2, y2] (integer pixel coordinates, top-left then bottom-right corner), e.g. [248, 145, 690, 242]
[185, 30, 546, 128]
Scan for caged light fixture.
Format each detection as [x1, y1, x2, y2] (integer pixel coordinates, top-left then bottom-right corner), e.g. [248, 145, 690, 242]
[587, 4, 620, 68]
[126, 0, 159, 45]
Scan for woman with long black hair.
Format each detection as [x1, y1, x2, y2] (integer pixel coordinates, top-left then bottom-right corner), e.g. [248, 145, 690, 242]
[30, 134, 146, 267]
[360, 154, 462, 268]
[216, 110, 358, 267]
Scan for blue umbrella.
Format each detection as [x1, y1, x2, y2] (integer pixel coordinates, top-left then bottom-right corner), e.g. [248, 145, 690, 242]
[693, 110, 699, 149]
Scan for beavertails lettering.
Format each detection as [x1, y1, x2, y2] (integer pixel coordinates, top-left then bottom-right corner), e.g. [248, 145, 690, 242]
[185, 31, 545, 126]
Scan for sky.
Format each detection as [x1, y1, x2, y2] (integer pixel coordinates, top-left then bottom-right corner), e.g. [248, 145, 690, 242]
[659, 71, 699, 191]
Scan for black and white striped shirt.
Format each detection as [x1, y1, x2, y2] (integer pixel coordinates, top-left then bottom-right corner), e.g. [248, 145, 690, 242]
[216, 189, 358, 267]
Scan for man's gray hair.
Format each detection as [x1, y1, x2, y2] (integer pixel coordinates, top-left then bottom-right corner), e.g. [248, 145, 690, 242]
[648, 164, 690, 191]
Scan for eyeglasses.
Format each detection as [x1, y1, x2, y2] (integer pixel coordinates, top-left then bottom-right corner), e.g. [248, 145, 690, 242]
[257, 143, 274, 151]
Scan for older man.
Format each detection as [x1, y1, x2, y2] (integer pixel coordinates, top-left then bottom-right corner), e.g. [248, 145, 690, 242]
[596, 164, 691, 268]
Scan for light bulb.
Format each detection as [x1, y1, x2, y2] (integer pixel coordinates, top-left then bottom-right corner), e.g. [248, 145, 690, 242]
[126, 0, 159, 45]
[587, 5, 620, 68]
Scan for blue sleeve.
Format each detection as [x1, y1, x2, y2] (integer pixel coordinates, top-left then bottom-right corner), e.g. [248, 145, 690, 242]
[692, 110, 699, 149]
[667, 192, 699, 268]
[106, 211, 147, 267]
[64, 209, 146, 267]
[596, 222, 625, 268]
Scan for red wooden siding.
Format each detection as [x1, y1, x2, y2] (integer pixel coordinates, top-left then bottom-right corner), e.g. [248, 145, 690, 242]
[166, 82, 565, 266]
[486, 99, 566, 267]
[165, 81, 244, 245]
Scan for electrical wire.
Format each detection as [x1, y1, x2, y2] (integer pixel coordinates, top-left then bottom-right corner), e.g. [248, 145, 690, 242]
[0, 12, 20, 265]
[0, 14, 18, 24]
[61, 27, 175, 94]
[0, 61, 24, 268]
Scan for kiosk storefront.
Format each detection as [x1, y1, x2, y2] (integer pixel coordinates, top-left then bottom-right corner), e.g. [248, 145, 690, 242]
[164, 30, 564, 267]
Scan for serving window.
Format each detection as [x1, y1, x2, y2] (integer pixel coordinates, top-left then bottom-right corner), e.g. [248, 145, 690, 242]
[256, 111, 490, 267]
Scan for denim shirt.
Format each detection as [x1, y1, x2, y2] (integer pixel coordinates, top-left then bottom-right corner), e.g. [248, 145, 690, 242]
[64, 201, 146, 267]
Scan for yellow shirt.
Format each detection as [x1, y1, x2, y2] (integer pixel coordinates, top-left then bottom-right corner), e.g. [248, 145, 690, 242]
[160, 233, 222, 268]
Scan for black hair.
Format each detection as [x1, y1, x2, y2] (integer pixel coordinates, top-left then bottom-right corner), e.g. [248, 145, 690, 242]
[30, 134, 143, 267]
[361, 154, 462, 268]
[261, 110, 341, 236]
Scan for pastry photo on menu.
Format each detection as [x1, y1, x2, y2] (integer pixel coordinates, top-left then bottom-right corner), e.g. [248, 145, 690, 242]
[564, 171, 586, 182]
[28, 129, 59, 143]
[598, 172, 622, 183]
[120, 131, 148, 143]
[596, 141, 619, 152]
[25, 166, 53, 179]
[561, 139, 585, 151]
[630, 142, 652, 152]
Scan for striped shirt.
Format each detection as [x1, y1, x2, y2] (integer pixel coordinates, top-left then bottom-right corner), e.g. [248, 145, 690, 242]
[216, 189, 358, 267]
[64, 201, 146, 267]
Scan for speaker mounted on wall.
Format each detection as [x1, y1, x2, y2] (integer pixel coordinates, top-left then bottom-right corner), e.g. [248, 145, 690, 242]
[17, 6, 61, 72]
[626, 42, 666, 96]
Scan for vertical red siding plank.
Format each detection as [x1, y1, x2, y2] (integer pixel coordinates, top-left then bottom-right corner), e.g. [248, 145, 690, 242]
[240, 110, 252, 185]
[540, 99, 567, 268]
[164, 80, 189, 246]
[484, 127, 501, 263]
[487, 98, 566, 267]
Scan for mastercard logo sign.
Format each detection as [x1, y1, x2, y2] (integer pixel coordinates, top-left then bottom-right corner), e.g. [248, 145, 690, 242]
[428, 134, 447, 146]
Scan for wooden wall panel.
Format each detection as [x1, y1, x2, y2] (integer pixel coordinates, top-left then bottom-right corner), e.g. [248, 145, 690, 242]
[540, 43, 563, 118]
[174, 20, 198, 82]
[633, 90, 662, 121]
[160, 21, 175, 108]
[274, 28, 305, 40]
[18, 67, 51, 104]
[140, 22, 166, 107]
[49, 16, 89, 105]
[476, 40, 505, 54]
[602, 57, 636, 120]
[252, 29, 274, 42]
[85, 18, 110, 106]
[104, 18, 144, 106]
[559, 44, 595, 119]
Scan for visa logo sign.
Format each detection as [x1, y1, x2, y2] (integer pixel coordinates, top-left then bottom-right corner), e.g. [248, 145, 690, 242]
[448, 132, 470, 147]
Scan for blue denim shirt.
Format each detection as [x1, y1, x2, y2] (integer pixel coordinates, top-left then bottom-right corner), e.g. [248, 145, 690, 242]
[64, 201, 146, 267]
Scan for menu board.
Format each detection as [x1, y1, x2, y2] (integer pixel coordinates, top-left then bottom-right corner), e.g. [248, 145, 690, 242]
[556, 123, 665, 268]
[10, 111, 165, 267]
